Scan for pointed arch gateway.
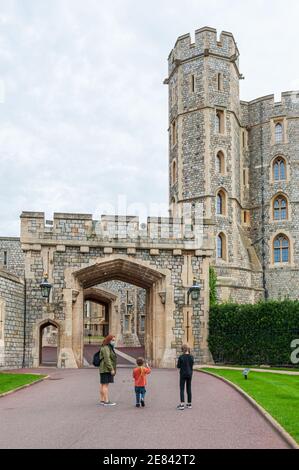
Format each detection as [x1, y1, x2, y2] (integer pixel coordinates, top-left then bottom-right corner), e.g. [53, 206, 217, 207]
[66, 256, 173, 369]
[39, 319, 60, 367]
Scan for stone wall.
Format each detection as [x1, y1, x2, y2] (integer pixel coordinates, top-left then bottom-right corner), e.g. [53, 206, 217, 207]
[245, 93, 299, 300]
[0, 238, 24, 278]
[0, 270, 24, 369]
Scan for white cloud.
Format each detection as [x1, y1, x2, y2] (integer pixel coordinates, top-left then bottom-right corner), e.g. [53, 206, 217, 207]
[0, 0, 298, 235]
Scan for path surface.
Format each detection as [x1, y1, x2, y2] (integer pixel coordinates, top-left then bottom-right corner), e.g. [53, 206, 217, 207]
[0, 368, 289, 449]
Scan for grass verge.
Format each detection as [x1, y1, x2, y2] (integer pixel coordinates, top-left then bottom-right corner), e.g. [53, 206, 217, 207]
[202, 368, 299, 444]
[0, 373, 46, 395]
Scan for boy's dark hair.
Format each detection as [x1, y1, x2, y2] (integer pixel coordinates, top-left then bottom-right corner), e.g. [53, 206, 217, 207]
[181, 344, 190, 354]
[136, 357, 145, 366]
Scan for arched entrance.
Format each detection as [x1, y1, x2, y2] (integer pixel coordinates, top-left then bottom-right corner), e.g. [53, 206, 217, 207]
[64, 256, 174, 368]
[39, 320, 59, 366]
[83, 287, 117, 365]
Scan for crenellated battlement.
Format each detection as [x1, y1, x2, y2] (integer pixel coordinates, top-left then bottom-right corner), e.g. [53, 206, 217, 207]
[240, 90, 299, 126]
[168, 26, 239, 75]
[20, 211, 207, 250]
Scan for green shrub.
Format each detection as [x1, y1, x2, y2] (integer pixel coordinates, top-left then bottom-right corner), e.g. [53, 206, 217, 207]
[209, 267, 218, 307]
[208, 300, 299, 365]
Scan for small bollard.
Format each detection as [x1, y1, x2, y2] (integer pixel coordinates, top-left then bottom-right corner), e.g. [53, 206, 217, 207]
[60, 354, 67, 368]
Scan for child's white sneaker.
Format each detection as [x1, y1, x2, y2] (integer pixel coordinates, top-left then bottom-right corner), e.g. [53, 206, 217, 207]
[177, 404, 185, 410]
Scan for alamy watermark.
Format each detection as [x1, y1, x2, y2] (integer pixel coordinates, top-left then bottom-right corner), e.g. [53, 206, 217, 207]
[290, 339, 299, 365]
[93, 195, 205, 247]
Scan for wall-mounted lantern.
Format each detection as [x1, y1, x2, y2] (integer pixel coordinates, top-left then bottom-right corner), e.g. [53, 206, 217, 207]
[187, 278, 201, 305]
[40, 274, 52, 303]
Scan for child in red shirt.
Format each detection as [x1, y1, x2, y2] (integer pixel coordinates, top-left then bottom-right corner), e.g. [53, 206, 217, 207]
[133, 357, 151, 408]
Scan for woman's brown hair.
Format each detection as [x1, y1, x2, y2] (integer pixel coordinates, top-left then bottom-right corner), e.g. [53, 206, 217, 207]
[102, 334, 115, 346]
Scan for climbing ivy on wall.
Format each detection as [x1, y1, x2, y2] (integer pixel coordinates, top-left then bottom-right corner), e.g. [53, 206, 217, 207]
[209, 266, 218, 307]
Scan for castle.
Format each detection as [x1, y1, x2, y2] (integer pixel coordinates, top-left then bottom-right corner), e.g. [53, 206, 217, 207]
[166, 27, 299, 303]
[0, 27, 298, 370]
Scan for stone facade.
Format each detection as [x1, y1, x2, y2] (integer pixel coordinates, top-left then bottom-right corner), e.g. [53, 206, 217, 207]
[0, 238, 24, 278]
[19, 212, 211, 368]
[166, 26, 299, 302]
[0, 270, 24, 369]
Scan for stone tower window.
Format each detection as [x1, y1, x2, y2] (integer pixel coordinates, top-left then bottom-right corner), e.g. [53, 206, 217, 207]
[273, 157, 286, 181]
[273, 195, 288, 220]
[273, 234, 289, 263]
[216, 190, 226, 215]
[216, 151, 225, 174]
[172, 160, 177, 185]
[216, 110, 225, 134]
[172, 121, 177, 146]
[217, 73, 223, 91]
[242, 210, 250, 225]
[3, 251, 7, 267]
[190, 74, 195, 93]
[275, 122, 283, 143]
[217, 233, 227, 260]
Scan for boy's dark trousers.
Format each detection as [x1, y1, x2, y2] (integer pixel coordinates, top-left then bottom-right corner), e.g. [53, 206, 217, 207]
[135, 386, 146, 404]
[180, 375, 192, 403]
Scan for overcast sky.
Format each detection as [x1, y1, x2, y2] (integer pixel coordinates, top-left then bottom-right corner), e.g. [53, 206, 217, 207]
[0, 0, 298, 236]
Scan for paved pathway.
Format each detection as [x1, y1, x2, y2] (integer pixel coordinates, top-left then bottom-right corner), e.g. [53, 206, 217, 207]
[0, 368, 289, 449]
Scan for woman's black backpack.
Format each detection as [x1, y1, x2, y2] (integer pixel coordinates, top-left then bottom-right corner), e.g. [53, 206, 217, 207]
[92, 348, 102, 367]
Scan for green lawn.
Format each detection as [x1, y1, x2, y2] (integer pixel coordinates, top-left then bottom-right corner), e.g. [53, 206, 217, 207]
[202, 368, 299, 444]
[218, 365, 299, 372]
[0, 373, 46, 395]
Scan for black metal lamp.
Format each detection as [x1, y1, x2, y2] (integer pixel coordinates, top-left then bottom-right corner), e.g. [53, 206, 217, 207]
[40, 274, 52, 303]
[187, 278, 201, 304]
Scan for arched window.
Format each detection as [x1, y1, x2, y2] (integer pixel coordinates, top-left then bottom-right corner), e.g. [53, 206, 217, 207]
[275, 123, 283, 143]
[273, 157, 286, 181]
[217, 233, 226, 260]
[216, 190, 226, 215]
[216, 151, 225, 174]
[273, 234, 290, 263]
[273, 195, 288, 220]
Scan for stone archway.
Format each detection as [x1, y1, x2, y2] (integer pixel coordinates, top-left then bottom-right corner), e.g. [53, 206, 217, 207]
[21, 212, 213, 370]
[38, 319, 60, 367]
[62, 256, 175, 369]
[84, 287, 117, 340]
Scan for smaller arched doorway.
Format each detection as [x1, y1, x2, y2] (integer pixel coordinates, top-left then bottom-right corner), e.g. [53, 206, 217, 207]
[39, 321, 59, 366]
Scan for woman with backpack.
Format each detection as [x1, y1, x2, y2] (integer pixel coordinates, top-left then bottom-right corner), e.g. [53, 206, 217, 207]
[99, 334, 117, 406]
[176, 344, 194, 410]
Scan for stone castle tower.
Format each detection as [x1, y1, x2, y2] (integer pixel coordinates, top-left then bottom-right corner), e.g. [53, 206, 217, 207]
[165, 26, 299, 302]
